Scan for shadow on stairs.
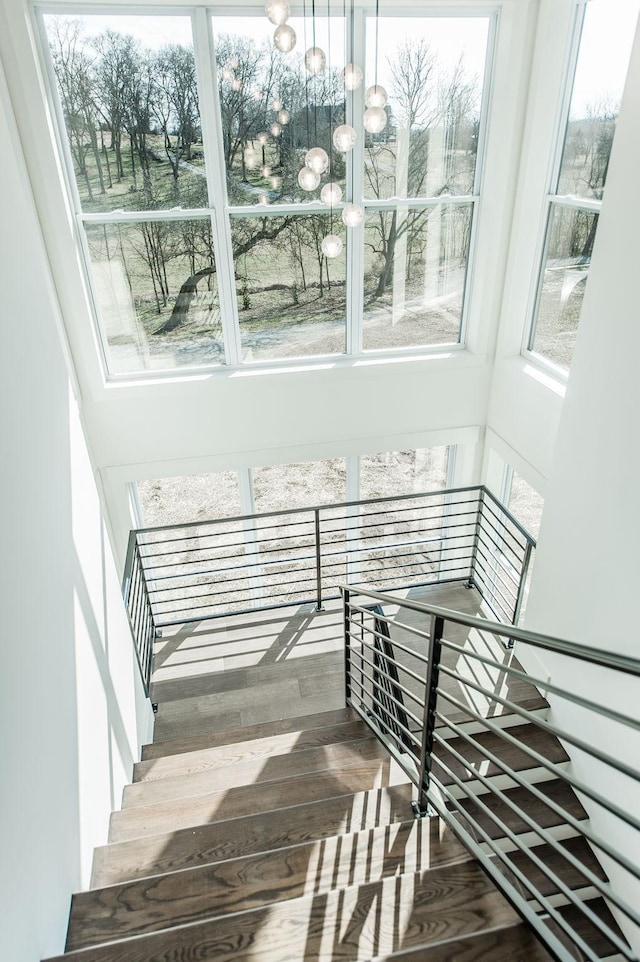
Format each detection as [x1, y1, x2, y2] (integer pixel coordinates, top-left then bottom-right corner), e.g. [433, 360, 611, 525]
[43, 594, 628, 962]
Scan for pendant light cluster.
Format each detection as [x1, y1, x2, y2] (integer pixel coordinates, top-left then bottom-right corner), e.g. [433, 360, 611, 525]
[263, 0, 387, 257]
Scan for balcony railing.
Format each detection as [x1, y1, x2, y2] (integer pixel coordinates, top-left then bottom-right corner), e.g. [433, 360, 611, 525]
[122, 484, 535, 695]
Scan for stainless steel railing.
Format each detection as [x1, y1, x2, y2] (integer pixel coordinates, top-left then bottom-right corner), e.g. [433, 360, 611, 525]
[122, 485, 535, 696]
[342, 583, 640, 962]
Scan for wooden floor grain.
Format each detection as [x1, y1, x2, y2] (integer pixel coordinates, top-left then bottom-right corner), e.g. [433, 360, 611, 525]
[123, 735, 389, 809]
[140, 707, 357, 761]
[51, 861, 522, 962]
[69, 819, 471, 951]
[109, 758, 407, 843]
[92, 783, 417, 887]
[370, 922, 555, 961]
[134, 718, 369, 782]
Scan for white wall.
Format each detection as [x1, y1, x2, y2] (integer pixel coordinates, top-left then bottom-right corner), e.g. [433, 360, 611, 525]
[0, 56, 153, 962]
[519, 13, 640, 951]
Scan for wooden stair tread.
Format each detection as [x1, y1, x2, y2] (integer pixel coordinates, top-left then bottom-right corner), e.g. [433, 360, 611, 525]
[134, 718, 369, 782]
[69, 819, 471, 951]
[454, 779, 587, 840]
[108, 757, 409, 844]
[93, 783, 415, 887]
[150, 649, 342, 704]
[370, 921, 555, 961]
[553, 897, 627, 959]
[432, 723, 569, 785]
[505, 835, 607, 900]
[123, 735, 388, 808]
[141, 706, 357, 759]
[46, 861, 522, 962]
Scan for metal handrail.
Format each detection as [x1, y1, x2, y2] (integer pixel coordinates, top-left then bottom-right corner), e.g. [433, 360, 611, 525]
[341, 582, 640, 962]
[342, 585, 640, 677]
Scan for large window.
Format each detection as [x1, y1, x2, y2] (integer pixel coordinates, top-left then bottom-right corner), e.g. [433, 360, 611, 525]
[526, 0, 639, 371]
[135, 446, 451, 525]
[40, 6, 492, 378]
[362, 16, 488, 352]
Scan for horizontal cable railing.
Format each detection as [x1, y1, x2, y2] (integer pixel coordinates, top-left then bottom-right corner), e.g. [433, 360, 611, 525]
[122, 485, 535, 696]
[342, 583, 640, 962]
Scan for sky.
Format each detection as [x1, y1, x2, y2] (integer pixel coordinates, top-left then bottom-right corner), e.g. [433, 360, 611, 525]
[44, 0, 640, 119]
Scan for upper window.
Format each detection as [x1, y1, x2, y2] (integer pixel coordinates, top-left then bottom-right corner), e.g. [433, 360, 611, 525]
[526, 0, 639, 371]
[40, 6, 492, 378]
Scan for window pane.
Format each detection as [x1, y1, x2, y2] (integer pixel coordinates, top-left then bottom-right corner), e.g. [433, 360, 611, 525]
[44, 15, 208, 213]
[137, 472, 241, 526]
[231, 215, 346, 361]
[530, 204, 597, 369]
[363, 204, 470, 351]
[557, 1, 639, 199]
[364, 17, 489, 200]
[253, 459, 347, 513]
[360, 448, 449, 500]
[212, 16, 345, 206]
[507, 471, 544, 542]
[85, 218, 224, 373]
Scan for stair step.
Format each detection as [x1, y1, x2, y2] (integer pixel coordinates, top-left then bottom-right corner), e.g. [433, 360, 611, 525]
[453, 778, 587, 841]
[46, 860, 522, 962]
[93, 782, 417, 887]
[141, 706, 357, 759]
[108, 758, 410, 844]
[432, 723, 569, 787]
[123, 735, 386, 808]
[150, 649, 342, 704]
[69, 817, 471, 951]
[134, 718, 369, 782]
[506, 835, 607, 901]
[370, 921, 555, 960]
[553, 897, 627, 959]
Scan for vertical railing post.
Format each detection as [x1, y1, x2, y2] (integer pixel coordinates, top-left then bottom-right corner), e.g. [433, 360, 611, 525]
[413, 613, 444, 818]
[314, 507, 324, 611]
[134, 542, 156, 698]
[510, 540, 534, 648]
[121, 529, 137, 603]
[467, 487, 484, 590]
[342, 587, 352, 704]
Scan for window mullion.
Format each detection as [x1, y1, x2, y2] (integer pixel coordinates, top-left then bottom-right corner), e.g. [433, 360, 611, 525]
[346, 4, 366, 356]
[193, 7, 242, 367]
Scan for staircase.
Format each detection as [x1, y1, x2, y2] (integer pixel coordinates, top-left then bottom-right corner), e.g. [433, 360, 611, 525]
[43, 590, 632, 962]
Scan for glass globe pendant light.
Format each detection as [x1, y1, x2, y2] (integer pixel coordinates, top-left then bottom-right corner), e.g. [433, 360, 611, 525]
[278, 108, 290, 125]
[270, 122, 282, 138]
[257, 131, 269, 145]
[265, 0, 291, 25]
[305, 46, 326, 75]
[262, 165, 272, 177]
[274, 23, 296, 53]
[342, 63, 363, 91]
[321, 182, 342, 207]
[364, 106, 387, 134]
[298, 167, 321, 191]
[321, 234, 343, 258]
[272, 97, 283, 111]
[365, 84, 388, 108]
[305, 146, 329, 175]
[342, 202, 364, 228]
[333, 124, 357, 152]
[364, 0, 387, 133]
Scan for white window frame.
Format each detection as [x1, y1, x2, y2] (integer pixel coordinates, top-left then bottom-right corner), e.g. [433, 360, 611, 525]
[33, 0, 498, 382]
